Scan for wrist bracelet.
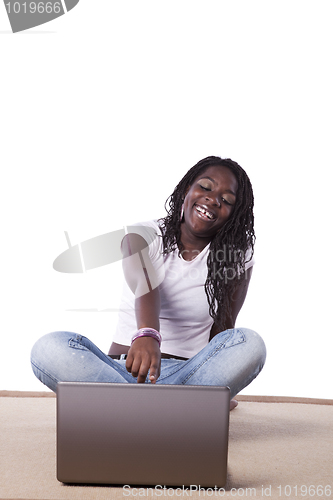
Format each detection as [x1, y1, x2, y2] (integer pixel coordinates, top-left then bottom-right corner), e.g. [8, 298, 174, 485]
[131, 328, 162, 347]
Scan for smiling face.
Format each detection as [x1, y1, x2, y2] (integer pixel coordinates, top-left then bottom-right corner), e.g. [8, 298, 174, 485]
[181, 165, 238, 249]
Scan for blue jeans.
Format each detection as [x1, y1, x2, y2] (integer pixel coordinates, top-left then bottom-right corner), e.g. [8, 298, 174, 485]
[30, 328, 266, 399]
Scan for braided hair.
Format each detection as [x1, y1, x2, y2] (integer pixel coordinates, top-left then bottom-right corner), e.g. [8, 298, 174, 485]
[158, 156, 255, 331]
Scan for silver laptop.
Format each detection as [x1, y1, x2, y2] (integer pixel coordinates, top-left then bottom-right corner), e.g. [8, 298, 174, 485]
[57, 382, 230, 487]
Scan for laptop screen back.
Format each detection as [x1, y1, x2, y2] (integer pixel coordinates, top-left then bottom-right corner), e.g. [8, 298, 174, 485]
[57, 382, 230, 487]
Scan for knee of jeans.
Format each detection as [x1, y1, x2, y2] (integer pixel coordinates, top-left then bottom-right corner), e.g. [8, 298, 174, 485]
[30, 331, 73, 365]
[240, 328, 267, 367]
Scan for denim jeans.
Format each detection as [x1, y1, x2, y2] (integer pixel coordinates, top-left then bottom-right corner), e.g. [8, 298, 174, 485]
[30, 328, 266, 399]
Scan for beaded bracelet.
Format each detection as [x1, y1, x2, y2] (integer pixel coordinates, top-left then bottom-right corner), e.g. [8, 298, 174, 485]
[131, 328, 162, 347]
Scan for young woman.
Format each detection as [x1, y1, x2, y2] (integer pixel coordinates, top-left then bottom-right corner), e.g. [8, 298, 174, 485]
[31, 156, 266, 409]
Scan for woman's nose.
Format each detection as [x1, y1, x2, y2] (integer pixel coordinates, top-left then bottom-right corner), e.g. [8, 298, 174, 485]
[206, 193, 221, 208]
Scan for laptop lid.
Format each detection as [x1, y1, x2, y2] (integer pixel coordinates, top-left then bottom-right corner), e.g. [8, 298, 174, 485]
[57, 382, 230, 487]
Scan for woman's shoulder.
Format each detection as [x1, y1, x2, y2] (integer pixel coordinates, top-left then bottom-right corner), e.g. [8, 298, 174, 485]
[123, 220, 164, 262]
[125, 219, 162, 242]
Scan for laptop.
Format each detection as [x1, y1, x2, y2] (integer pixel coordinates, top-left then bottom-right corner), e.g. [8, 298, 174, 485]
[56, 382, 230, 487]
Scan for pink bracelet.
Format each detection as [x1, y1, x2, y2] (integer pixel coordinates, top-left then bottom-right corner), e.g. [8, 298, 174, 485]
[131, 328, 162, 347]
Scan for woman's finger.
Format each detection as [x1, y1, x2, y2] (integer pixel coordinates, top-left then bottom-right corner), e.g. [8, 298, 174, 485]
[125, 352, 134, 373]
[136, 358, 150, 383]
[148, 357, 160, 383]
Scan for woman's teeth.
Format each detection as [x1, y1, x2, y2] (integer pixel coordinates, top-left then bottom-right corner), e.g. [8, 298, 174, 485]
[195, 205, 215, 220]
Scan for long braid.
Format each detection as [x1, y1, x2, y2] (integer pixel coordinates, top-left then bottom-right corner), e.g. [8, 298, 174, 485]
[158, 156, 255, 331]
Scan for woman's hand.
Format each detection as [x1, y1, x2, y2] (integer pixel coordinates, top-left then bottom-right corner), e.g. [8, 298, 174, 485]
[126, 336, 161, 383]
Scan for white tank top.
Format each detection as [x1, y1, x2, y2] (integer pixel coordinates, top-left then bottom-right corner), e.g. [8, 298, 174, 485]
[112, 220, 254, 358]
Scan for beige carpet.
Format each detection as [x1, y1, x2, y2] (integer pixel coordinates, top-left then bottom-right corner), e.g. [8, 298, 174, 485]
[1, 392, 332, 500]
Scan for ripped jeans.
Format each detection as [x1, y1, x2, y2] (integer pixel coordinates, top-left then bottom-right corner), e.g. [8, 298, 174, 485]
[30, 328, 266, 400]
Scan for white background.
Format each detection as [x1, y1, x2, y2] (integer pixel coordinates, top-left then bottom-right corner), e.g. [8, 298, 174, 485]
[0, 1, 332, 398]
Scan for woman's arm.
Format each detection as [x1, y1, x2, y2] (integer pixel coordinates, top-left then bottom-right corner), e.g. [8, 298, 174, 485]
[209, 266, 253, 340]
[108, 233, 161, 383]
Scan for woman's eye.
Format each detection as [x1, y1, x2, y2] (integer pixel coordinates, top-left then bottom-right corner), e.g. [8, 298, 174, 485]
[222, 198, 232, 206]
[199, 184, 211, 191]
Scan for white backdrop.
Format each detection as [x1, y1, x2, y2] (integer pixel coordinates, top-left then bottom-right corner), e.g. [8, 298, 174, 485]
[1, 1, 332, 398]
